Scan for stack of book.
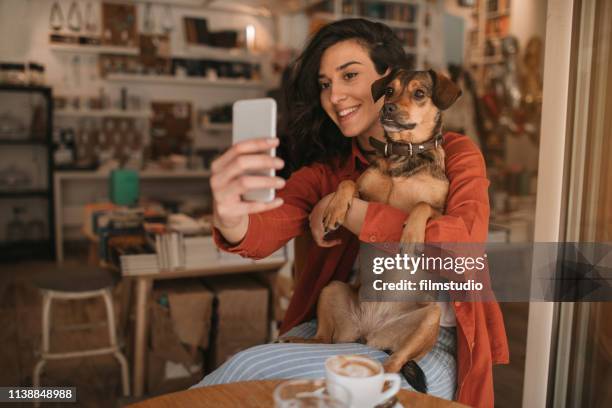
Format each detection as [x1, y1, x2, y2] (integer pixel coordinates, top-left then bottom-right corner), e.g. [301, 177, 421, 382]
[120, 252, 159, 276]
[155, 232, 186, 271]
[184, 236, 218, 268]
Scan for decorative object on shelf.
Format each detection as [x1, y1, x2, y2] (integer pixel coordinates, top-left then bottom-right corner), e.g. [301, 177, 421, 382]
[0, 62, 46, 86]
[0, 165, 32, 190]
[183, 17, 239, 48]
[0, 112, 28, 139]
[110, 169, 140, 206]
[143, 2, 155, 34]
[67, 1, 82, 32]
[184, 17, 209, 45]
[0, 63, 27, 85]
[50, 1, 64, 31]
[53, 128, 77, 168]
[139, 34, 171, 74]
[102, 2, 138, 47]
[6, 206, 27, 242]
[84, 1, 98, 34]
[160, 5, 174, 34]
[27, 218, 46, 241]
[198, 104, 232, 128]
[151, 101, 192, 160]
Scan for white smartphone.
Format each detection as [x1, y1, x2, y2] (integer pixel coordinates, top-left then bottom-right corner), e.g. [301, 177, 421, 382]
[232, 98, 277, 202]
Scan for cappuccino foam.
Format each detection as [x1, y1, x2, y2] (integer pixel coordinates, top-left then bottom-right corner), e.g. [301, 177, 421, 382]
[328, 356, 379, 378]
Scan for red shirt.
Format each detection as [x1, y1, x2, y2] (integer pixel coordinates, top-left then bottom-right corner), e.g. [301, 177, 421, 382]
[214, 132, 509, 407]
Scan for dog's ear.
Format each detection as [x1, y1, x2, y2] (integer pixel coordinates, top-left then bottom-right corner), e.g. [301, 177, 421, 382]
[371, 70, 396, 102]
[428, 70, 462, 110]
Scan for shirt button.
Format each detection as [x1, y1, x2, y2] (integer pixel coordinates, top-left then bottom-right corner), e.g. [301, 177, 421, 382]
[369, 235, 377, 242]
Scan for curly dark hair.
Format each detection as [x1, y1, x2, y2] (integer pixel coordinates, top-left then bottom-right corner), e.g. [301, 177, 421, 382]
[277, 18, 406, 177]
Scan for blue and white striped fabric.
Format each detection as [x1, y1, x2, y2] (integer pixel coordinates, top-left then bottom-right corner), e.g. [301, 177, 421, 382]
[192, 320, 457, 401]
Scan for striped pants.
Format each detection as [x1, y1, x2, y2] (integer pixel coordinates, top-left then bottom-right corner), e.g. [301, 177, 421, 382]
[193, 320, 457, 401]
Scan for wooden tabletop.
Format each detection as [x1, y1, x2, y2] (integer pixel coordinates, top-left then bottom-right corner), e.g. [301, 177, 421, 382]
[128, 380, 469, 407]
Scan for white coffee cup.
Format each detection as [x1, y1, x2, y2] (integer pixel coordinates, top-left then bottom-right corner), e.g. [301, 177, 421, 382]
[325, 355, 401, 408]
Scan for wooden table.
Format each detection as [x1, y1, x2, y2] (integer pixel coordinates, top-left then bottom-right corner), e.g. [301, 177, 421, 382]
[123, 258, 287, 397]
[127, 380, 469, 407]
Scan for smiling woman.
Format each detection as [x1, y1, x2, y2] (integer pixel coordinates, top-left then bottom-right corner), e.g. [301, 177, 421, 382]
[205, 18, 509, 408]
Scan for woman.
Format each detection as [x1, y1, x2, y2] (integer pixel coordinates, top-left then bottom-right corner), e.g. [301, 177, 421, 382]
[195, 19, 508, 407]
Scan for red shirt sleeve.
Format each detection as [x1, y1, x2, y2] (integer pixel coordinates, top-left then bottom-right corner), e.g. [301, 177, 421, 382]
[213, 163, 327, 259]
[359, 134, 490, 244]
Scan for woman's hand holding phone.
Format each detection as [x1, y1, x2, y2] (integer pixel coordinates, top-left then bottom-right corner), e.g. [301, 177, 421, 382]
[210, 137, 285, 245]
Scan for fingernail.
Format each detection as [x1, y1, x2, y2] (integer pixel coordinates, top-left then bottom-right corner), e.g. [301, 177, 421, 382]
[276, 179, 286, 187]
[268, 138, 279, 145]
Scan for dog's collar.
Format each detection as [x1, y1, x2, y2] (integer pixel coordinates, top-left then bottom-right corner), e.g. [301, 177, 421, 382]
[368, 133, 444, 158]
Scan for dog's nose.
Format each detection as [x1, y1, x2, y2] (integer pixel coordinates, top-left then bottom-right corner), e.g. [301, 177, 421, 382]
[383, 103, 397, 115]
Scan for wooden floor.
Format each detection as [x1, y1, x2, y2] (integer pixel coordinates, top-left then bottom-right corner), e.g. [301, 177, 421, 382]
[0, 255, 530, 407]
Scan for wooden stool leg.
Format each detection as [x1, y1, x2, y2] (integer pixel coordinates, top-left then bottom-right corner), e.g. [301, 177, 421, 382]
[102, 289, 131, 396]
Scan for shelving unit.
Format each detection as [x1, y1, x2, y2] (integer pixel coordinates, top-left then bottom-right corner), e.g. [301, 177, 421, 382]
[467, 0, 513, 171]
[53, 169, 212, 262]
[468, 0, 512, 90]
[306, 0, 426, 69]
[105, 73, 266, 89]
[0, 85, 55, 261]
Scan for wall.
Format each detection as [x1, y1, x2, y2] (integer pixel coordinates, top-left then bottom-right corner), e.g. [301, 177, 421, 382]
[0, 0, 279, 241]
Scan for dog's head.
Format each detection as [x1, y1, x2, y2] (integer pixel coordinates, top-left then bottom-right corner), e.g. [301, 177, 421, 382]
[371, 69, 462, 144]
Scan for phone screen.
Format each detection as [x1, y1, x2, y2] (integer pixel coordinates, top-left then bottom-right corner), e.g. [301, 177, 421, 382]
[232, 98, 277, 202]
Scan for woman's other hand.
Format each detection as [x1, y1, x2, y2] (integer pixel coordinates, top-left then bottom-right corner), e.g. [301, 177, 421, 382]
[210, 137, 285, 244]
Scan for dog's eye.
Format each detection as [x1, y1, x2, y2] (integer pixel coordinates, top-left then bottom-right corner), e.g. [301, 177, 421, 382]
[414, 89, 425, 99]
[384, 87, 394, 96]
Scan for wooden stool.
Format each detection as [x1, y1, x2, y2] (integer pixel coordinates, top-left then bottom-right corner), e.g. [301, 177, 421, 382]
[32, 265, 130, 398]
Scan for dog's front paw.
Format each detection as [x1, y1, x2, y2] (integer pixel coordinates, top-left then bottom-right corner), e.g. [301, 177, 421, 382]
[322, 194, 351, 233]
[399, 227, 425, 254]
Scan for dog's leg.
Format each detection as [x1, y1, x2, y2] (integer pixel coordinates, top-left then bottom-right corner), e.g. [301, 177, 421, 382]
[379, 304, 441, 373]
[281, 281, 361, 344]
[322, 180, 358, 233]
[400, 202, 440, 253]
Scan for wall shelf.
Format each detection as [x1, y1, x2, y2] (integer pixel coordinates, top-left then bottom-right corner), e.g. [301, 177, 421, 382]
[0, 138, 47, 145]
[55, 109, 152, 119]
[55, 169, 211, 180]
[175, 45, 264, 63]
[0, 189, 49, 198]
[49, 43, 140, 56]
[202, 123, 232, 132]
[105, 73, 266, 89]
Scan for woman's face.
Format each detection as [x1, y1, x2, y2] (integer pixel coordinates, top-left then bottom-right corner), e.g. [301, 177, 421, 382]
[318, 39, 387, 139]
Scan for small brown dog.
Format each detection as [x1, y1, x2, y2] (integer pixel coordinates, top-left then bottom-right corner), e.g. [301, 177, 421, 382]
[284, 69, 462, 393]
